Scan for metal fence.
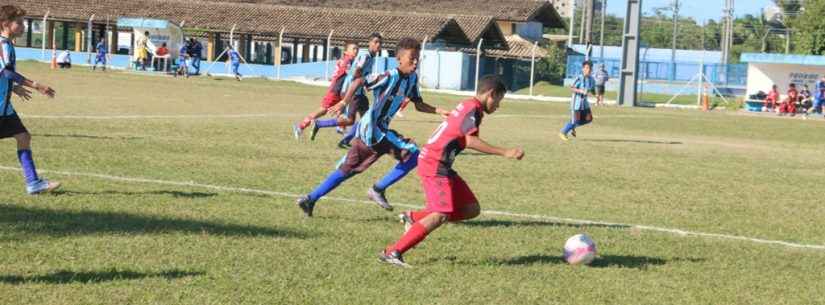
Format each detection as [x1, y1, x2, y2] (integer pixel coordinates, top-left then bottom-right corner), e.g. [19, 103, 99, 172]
[566, 54, 748, 87]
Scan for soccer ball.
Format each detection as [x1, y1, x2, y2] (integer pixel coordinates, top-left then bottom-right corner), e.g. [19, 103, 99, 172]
[563, 234, 597, 265]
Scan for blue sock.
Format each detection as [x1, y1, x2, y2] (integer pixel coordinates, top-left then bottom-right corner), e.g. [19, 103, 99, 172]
[315, 118, 339, 128]
[374, 151, 419, 192]
[561, 122, 576, 135]
[340, 122, 359, 144]
[17, 149, 40, 185]
[307, 170, 350, 202]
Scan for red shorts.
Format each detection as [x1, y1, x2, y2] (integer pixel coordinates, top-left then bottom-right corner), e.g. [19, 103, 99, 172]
[420, 174, 478, 214]
[321, 92, 342, 109]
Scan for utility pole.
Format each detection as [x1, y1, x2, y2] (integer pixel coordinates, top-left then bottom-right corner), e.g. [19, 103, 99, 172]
[721, 0, 734, 64]
[670, 0, 679, 82]
[585, 0, 594, 44]
[579, 0, 587, 44]
[600, 0, 607, 62]
[567, 0, 576, 47]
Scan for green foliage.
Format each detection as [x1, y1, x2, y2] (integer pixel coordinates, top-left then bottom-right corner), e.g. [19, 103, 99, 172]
[792, 0, 825, 55]
[533, 43, 568, 85]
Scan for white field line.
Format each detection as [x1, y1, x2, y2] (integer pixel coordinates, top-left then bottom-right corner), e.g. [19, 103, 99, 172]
[19, 113, 295, 120]
[1, 165, 824, 251]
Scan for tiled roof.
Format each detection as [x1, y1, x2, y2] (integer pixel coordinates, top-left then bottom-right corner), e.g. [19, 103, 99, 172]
[5, 0, 472, 45]
[464, 35, 548, 60]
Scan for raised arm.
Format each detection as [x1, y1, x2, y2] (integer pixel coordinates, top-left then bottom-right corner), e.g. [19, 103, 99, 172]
[465, 134, 523, 160]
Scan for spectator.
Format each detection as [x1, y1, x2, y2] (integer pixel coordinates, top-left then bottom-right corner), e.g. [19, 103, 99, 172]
[779, 83, 798, 116]
[763, 84, 779, 112]
[226, 46, 242, 81]
[188, 38, 203, 75]
[800, 84, 812, 112]
[594, 64, 609, 106]
[135, 31, 150, 70]
[56, 50, 71, 69]
[154, 42, 170, 71]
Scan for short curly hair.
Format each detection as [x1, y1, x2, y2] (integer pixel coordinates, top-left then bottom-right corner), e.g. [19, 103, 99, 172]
[0, 5, 25, 23]
[396, 37, 421, 55]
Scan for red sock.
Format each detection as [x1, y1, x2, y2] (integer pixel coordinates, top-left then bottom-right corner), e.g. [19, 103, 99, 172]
[409, 210, 432, 222]
[390, 222, 429, 254]
[299, 117, 313, 129]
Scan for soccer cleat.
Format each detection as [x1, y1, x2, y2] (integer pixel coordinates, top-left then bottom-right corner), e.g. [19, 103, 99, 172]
[292, 124, 303, 140]
[310, 124, 321, 141]
[26, 179, 61, 195]
[558, 133, 570, 142]
[337, 140, 352, 149]
[378, 250, 411, 268]
[398, 212, 413, 233]
[296, 196, 316, 217]
[335, 126, 346, 135]
[570, 129, 577, 138]
[367, 187, 393, 211]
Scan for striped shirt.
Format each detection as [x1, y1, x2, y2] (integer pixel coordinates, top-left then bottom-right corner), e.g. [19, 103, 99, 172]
[340, 52, 378, 97]
[571, 74, 595, 111]
[356, 69, 421, 151]
[0, 36, 17, 117]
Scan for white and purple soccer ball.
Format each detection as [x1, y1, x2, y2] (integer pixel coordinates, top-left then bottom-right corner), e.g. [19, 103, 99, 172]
[563, 234, 597, 265]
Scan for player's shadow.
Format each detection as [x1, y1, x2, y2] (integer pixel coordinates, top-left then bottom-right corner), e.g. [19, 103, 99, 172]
[579, 138, 683, 145]
[487, 254, 703, 269]
[0, 204, 310, 239]
[0, 269, 203, 285]
[53, 190, 218, 199]
[32, 133, 144, 140]
[460, 219, 630, 230]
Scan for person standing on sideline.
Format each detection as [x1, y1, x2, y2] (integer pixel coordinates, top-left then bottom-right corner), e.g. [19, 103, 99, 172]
[594, 64, 609, 106]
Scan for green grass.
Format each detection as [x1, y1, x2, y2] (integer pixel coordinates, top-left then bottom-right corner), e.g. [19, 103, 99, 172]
[2, 62, 824, 304]
[521, 81, 732, 106]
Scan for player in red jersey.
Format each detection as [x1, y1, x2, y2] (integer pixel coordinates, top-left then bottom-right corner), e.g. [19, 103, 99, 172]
[292, 41, 359, 139]
[378, 75, 524, 268]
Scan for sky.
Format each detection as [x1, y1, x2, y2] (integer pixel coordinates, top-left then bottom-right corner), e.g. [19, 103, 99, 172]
[605, 0, 775, 23]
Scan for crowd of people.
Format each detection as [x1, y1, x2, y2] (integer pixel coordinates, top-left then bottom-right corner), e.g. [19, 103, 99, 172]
[760, 77, 825, 118]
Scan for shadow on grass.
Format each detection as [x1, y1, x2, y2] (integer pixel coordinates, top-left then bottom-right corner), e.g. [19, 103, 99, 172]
[0, 204, 310, 238]
[0, 269, 203, 285]
[486, 254, 703, 269]
[579, 138, 683, 145]
[32, 133, 144, 140]
[53, 190, 218, 199]
[460, 219, 630, 230]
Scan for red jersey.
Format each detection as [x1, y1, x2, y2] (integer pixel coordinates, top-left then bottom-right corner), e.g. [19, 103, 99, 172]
[419, 98, 484, 177]
[327, 53, 356, 96]
[786, 88, 798, 102]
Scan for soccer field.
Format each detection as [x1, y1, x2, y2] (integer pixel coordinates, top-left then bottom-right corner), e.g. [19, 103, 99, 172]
[2, 62, 824, 305]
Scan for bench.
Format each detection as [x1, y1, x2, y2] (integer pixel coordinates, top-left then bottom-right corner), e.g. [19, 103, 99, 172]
[744, 100, 765, 112]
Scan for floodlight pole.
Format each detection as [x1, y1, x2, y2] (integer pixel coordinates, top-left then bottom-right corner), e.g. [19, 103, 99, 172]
[41, 11, 49, 61]
[567, 1, 575, 47]
[474, 38, 483, 93]
[325, 30, 334, 81]
[529, 41, 538, 96]
[618, 0, 642, 107]
[277, 27, 284, 80]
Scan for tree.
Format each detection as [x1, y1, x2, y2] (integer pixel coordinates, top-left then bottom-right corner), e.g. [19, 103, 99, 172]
[792, 0, 825, 55]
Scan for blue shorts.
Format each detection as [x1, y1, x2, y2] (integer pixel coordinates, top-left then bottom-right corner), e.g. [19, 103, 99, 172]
[814, 99, 825, 113]
[95, 55, 106, 64]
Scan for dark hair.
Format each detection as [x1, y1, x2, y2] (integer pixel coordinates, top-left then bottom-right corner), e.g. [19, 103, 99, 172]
[0, 5, 25, 22]
[344, 41, 358, 48]
[789, 83, 796, 87]
[477, 75, 507, 96]
[396, 37, 421, 55]
[582, 60, 592, 68]
[368, 32, 383, 41]
[144, 31, 150, 35]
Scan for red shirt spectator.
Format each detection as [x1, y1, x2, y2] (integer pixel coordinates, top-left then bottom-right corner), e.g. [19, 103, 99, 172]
[764, 85, 780, 111]
[156, 43, 169, 57]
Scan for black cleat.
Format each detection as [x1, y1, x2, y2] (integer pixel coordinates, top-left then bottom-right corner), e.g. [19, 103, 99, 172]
[296, 196, 316, 217]
[367, 187, 393, 211]
[310, 123, 321, 141]
[337, 140, 351, 149]
[378, 250, 411, 268]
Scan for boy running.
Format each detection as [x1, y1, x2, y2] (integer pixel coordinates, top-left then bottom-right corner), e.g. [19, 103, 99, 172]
[295, 37, 449, 217]
[175, 43, 188, 78]
[92, 38, 107, 71]
[559, 60, 596, 141]
[292, 41, 358, 139]
[227, 46, 242, 81]
[379, 75, 524, 268]
[315, 33, 383, 148]
[0, 5, 61, 194]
